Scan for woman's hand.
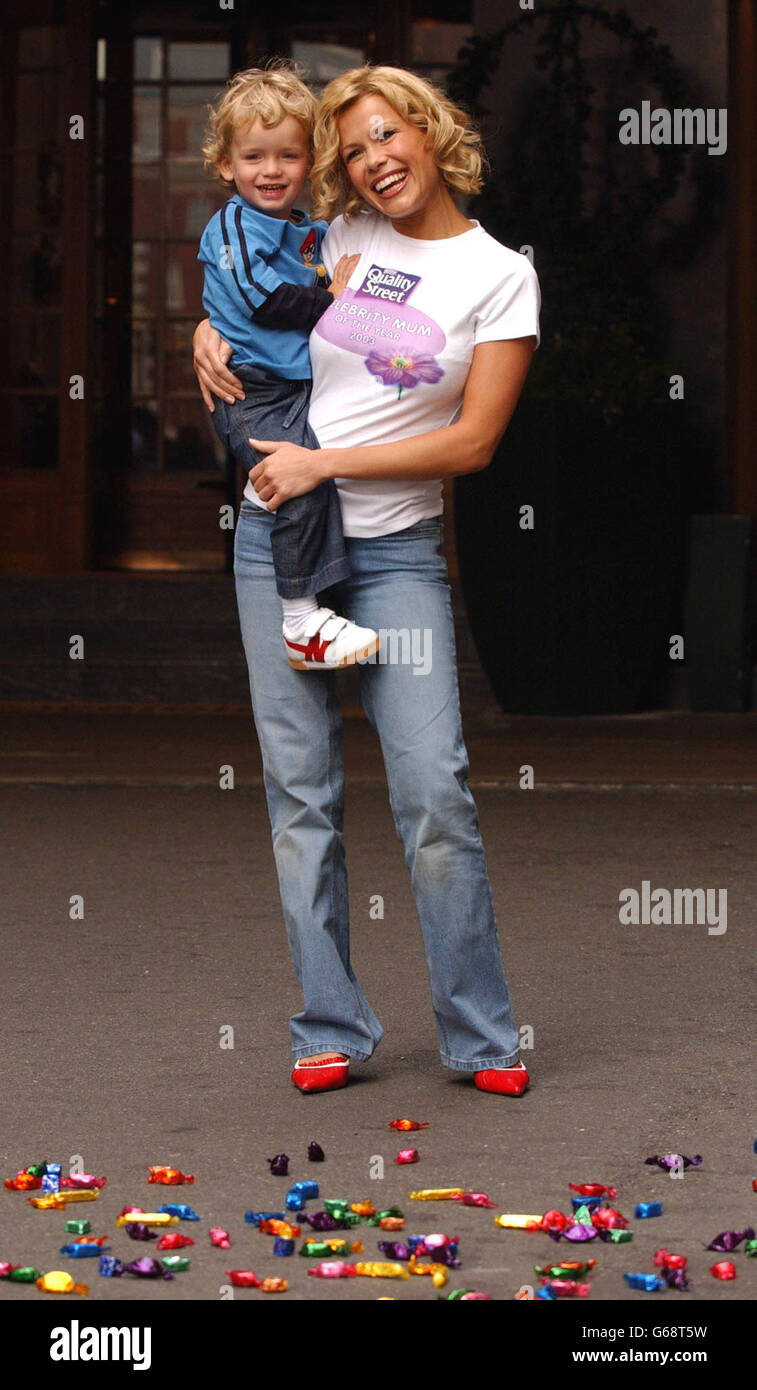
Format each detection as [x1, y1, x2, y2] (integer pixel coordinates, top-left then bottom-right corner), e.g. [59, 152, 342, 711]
[192, 319, 244, 411]
[248, 439, 327, 510]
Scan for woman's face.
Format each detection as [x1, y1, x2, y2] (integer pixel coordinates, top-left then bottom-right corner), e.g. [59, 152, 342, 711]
[337, 95, 442, 221]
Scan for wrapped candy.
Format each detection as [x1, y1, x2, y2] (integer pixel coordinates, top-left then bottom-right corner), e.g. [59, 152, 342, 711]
[273, 1238, 295, 1256]
[653, 1249, 687, 1270]
[662, 1267, 690, 1291]
[540, 1210, 570, 1232]
[156, 1232, 194, 1251]
[323, 1199, 350, 1216]
[591, 1208, 629, 1230]
[71, 1236, 107, 1246]
[540, 1278, 591, 1298]
[125, 1224, 158, 1242]
[555, 1224, 597, 1243]
[118, 1205, 143, 1218]
[244, 1211, 284, 1226]
[301, 1211, 340, 1232]
[299, 1238, 353, 1258]
[65, 1220, 91, 1236]
[268, 1154, 289, 1177]
[29, 1191, 98, 1209]
[645, 1154, 702, 1171]
[59, 1244, 106, 1258]
[408, 1255, 448, 1288]
[388, 1120, 429, 1131]
[353, 1261, 410, 1280]
[4, 1173, 42, 1191]
[116, 1213, 178, 1229]
[409, 1189, 463, 1202]
[379, 1217, 405, 1232]
[4, 1266, 42, 1281]
[308, 1261, 356, 1279]
[259, 1277, 288, 1293]
[569, 1183, 617, 1198]
[596, 1229, 633, 1244]
[705, 1227, 755, 1252]
[535, 1260, 596, 1278]
[41, 1163, 62, 1193]
[624, 1273, 666, 1291]
[366, 1207, 404, 1226]
[161, 1255, 190, 1273]
[210, 1228, 231, 1249]
[157, 1204, 200, 1221]
[308, 1142, 325, 1162]
[258, 1218, 299, 1238]
[394, 1149, 420, 1165]
[752, 1179, 757, 1193]
[36, 1271, 88, 1295]
[634, 1203, 663, 1218]
[60, 1175, 107, 1190]
[572, 1204, 597, 1225]
[378, 1241, 410, 1261]
[287, 1181, 319, 1201]
[351, 1200, 376, 1218]
[494, 1213, 543, 1230]
[744, 1239, 757, 1257]
[226, 1270, 261, 1288]
[451, 1192, 496, 1208]
[709, 1261, 736, 1280]
[147, 1166, 194, 1185]
[535, 1287, 557, 1300]
[123, 1258, 173, 1279]
[571, 1196, 603, 1212]
[98, 1256, 123, 1277]
[440, 1289, 492, 1300]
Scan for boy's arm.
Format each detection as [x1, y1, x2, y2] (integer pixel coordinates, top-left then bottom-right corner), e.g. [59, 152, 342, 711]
[251, 281, 335, 333]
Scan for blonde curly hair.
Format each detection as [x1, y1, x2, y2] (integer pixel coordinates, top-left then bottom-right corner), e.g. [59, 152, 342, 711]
[310, 65, 487, 222]
[203, 59, 318, 192]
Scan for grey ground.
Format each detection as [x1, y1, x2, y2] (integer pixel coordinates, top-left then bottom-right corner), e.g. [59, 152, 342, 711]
[1, 711, 755, 1302]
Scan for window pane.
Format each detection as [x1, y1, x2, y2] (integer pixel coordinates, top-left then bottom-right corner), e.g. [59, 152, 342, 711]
[164, 397, 226, 470]
[0, 314, 60, 388]
[167, 86, 221, 157]
[131, 401, 159, 471]
[134, 37, 163, 81]
[168, 43, 229, 81]
[132, 242, 161, 317]
[133, 165, 163, 237]
[166, 243, 204, 316]
[165, 322, 201, 393]
[131, 320, 157, 397]
[133, 87, 161, 161]
[167, 178, 222, 239]
[3, 396, 58, 469]
[290, 42, 365, 83]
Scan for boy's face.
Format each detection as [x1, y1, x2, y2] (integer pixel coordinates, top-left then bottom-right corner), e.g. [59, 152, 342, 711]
[219, 116, 311, 219]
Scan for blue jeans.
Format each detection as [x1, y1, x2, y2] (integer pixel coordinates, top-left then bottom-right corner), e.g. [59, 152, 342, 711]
[233, 502, 522, 1071]
[211, 364, 350, 598]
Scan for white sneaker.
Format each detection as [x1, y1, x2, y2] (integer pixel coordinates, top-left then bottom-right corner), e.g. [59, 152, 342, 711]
[284, 607, 380, 671]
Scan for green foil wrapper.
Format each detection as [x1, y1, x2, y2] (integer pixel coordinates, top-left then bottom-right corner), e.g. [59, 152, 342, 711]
[9, 1267, 42, 1282]
[65, 1219, 91, 1235]
[160, 1255, 190, 1272]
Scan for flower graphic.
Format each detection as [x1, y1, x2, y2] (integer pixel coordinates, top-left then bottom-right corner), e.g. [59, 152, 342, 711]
[365, 348, 444, 400]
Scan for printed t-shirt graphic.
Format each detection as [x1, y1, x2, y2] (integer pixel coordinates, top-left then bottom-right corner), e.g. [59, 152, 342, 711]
[316, 261, 445, 401]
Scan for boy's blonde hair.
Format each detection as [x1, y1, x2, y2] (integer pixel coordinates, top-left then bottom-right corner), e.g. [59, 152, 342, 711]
[203, 59, 318, 191]
[310, 65, 487, 222]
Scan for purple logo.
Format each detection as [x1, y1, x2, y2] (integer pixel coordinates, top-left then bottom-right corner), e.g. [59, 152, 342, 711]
[356, 264, 421, 305]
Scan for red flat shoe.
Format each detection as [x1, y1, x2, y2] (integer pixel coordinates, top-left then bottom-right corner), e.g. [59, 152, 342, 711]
[474, 1063, 530, 1096]
[291, 1055, 350, 1094]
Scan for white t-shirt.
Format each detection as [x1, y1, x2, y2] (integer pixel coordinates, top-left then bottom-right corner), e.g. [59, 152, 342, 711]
[243, 210, 541, 536]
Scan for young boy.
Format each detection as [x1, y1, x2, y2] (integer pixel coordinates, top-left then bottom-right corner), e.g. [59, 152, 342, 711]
[198, 63, 379, 669]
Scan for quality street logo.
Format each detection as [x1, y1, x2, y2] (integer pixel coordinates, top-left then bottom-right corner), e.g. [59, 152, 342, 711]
[51, 1321, 151, 1371]
[619, 102, 727, 155]
[355, 265, 421, 304]
[619, 881, 727, 935]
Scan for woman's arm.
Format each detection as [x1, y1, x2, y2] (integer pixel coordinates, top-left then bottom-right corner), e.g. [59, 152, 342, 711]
[249, 337, 535, 508]
[192, 319, 245, 410]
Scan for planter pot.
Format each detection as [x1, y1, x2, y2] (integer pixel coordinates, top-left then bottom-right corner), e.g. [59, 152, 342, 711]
[454, 398, 683, 715]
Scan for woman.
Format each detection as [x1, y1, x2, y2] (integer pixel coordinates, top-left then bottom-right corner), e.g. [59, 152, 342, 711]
[193, 65, 541, 1096]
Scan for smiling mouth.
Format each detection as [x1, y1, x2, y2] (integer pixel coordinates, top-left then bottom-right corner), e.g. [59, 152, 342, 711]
[257, 184, 287, 193]
[372, 170, 408, 197]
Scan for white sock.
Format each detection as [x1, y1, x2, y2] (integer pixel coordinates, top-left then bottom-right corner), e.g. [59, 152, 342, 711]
[281, 595, 319, 637]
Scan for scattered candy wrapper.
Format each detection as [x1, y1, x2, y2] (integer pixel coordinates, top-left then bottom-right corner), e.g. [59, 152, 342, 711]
[540, 1278, 591, 1298]
[156, 1233, 194, 1251]
[394, 1149, 420, 1165]
[115, 1213, 178, 1229]
[494, 1213, 542, 1230]
[353, 1260, 410, 1280]
[569, 1183, 617, 1198]
[124, 1223, 158, 1242]
[388, 1120, 429, 1131]
[634, 1202, 663, 1219]
[147, 1167, 194, 1186]
[268, 1154, 289, 1177]
[36, 1271, 88, 1295]
[705, 1227, 755, 1252]
[535, 1260, 596, 1278]
[209, 1228, 231, 1249]
[308, 1142, 325, 1162]
[409, 1189, 463, 1201]
[451, 1192, 497, 1208]
[624, 1272, 666, 1292]
[710, 1261, 736, 1280]
[157, 1205, 200, 1221]
[308, 1261, 356, 1279]
[645, 1154, 702, 1172]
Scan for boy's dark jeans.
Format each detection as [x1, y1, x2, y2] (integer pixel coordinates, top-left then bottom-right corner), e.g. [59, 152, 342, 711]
[210, 363, 350, 599]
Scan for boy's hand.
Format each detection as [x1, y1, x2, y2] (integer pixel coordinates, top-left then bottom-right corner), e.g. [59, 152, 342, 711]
[192, 318, 244, 410]
[328, 253, 361, 299]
